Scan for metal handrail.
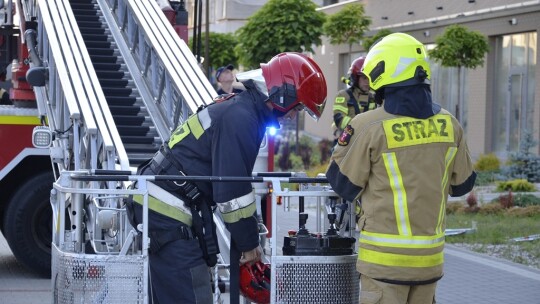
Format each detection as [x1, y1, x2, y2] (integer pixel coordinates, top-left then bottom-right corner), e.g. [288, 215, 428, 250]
[103, 0, 216, 136]
[59, 0, 130, 170]
[38, 0, 96, 172]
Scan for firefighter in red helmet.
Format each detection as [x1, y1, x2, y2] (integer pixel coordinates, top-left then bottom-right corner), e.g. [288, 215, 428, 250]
[332, 56, 377, 146]
[331, 57, 377, 233]
[127, 52, 327, 303]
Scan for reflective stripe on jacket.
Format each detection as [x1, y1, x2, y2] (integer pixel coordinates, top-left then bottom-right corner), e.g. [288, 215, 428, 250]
[217, 191, 257, 224]
[327, 107, 475, 283]
[132, 182, 193, 226]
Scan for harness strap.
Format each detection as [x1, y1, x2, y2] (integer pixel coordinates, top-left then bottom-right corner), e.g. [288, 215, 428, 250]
[346, 88, 361, 115]
[151, 146, 183, 177]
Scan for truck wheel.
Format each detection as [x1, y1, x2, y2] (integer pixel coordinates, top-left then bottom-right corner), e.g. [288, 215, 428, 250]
[3, 171, 54, 277]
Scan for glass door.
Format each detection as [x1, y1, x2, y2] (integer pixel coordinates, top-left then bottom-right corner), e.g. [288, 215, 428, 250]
[506, 69, 527, 152]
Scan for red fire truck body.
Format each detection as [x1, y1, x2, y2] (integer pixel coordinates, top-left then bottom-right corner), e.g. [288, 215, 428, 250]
[0, 95, 55, 277]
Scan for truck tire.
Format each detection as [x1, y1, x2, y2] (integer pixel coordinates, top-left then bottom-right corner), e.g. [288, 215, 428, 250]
[3, 171, 54, 277]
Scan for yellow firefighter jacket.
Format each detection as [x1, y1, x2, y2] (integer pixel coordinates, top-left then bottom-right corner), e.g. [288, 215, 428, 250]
[326, 107, 475, 284]
[332, 87, 376, 138]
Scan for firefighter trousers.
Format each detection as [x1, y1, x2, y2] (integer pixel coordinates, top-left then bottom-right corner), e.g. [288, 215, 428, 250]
[149, 238, 212, 304]
[131, 203, 213, 304]
[360, 275, 437, 304]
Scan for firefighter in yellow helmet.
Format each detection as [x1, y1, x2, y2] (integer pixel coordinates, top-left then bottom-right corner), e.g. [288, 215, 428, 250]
[331, 56, 377, 146]
[326, 33, 476, 304]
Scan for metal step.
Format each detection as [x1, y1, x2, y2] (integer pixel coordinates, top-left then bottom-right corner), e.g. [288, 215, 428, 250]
[82, 34, 111, 43]
[71, 0, 160, 167]
[95, 70, 125, 79]
[113, 115, 148, 126]
[103, 95, 137, 106]
[98, 78, 130, 87]
[86, 47, 117, 57]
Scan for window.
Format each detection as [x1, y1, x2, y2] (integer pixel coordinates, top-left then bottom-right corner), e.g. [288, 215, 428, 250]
[492, 32, 537, 156]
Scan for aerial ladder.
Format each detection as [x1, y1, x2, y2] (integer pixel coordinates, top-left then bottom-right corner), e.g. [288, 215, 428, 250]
[26, 0, 217, 299]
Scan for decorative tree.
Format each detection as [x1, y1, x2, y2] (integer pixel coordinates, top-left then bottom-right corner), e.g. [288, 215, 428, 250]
[428, 25, 489, 122]
[504, 129, 540, 183]
[323, 3, 371, 64]
[188, 32, 238, 71]
[235, 0, 325, 69]
[363, 29, 393, 51]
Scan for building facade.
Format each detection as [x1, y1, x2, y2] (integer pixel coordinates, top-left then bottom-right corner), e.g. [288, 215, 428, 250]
[309, 0, 539, 160]
[184, 0, 539, 159]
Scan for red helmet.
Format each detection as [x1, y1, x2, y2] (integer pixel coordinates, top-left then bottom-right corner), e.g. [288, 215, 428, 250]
[349, 56, 366, 86]
[261, 52, 327, 120]
[239, 261, 271, 304]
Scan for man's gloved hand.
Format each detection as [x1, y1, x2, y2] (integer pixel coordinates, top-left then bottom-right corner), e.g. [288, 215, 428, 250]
[239, 245, 263, 265]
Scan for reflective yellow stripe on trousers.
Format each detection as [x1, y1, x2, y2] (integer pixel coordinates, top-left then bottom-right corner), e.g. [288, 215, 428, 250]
[360, 231, 445, 249]
[359, 248, 444, 268]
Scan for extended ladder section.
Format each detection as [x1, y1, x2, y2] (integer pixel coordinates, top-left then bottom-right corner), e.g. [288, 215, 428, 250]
[32, 0, 216, 172]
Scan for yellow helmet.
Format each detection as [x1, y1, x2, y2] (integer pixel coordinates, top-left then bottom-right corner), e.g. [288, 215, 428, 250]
[362, 33, 430, 90]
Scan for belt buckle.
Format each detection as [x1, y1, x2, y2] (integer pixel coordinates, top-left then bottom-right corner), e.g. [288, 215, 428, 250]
[180, 226, 192, 239]
[173, 170, 187, 187]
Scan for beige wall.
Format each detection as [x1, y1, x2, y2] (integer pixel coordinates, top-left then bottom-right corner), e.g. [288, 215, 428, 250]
[304, 37, 346, 140]
[535, 26, 540, 155]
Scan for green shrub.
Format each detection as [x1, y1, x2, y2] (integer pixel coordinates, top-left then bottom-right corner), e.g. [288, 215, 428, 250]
[496, 179, 536, 192]
[289, 154, 304, 171]
[276, 133, 329, 171]
[291, 135, 321, 169]
[505, 206, 540, 217]
[513, 194, 540, 207]
[478, 203, 504, 215]
[306, 162, 330, 177]
[474, 153, 500, 172]
[446, 202, 464, 214]
[474, 171, 498, 186]
[502, 130, 540, 183]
